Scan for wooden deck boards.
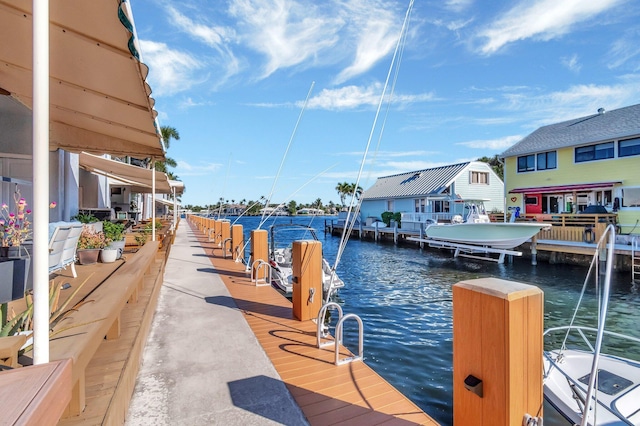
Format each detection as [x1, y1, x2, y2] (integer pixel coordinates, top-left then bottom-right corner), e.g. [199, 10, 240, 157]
[194, 225, 438, 426]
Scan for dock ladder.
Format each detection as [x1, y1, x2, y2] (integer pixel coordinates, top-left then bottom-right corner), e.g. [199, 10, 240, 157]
[633, 236, 640, 284]
[316, 302, 364, 366]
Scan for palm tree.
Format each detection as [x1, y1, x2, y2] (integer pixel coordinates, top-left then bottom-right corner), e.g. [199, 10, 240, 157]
[335, 182, 350, 207]
[155, 126, 180, 173]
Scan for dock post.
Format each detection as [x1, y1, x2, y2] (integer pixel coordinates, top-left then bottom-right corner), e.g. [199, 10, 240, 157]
[419, 224, 424, 249]
[374, 222, 379, 241]
[213, 220, 222, 245]
[221, 221, 231, 251]
[394, 223, 398, 244]
[250, 230, 268, 280]
[291, 240, 322, 321]
[231, 224, 243, 261]
[359, 222, 363, 239]
[531, 235, 538, 266]
[453, 278, 543, 426]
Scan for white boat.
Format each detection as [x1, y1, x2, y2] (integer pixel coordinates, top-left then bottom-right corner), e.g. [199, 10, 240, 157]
[424, 201, 551, 250]
[268, 224, 344, 299]
[543, 225, 640, 426]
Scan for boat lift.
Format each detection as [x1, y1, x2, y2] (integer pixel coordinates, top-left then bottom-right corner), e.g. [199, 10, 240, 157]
[406, 237, 523, 264]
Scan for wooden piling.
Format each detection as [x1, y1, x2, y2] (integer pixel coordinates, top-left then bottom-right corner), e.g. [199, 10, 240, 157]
[291, 240, 322, 321]
[453, 278, 543, 426]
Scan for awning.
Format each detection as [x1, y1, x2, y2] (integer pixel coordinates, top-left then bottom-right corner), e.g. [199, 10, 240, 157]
[510, 181, 621, 194]
[0, 1, 165, 159]
[79, 152, 173, 194]
[169, 180, 185, 196]
[154, 197, 179, 207]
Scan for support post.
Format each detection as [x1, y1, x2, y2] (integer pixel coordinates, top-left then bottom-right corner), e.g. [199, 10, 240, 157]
[231, 224, 243, 261]
[453, 278, 543, 426]
[221, 221, 231, 251]
[213, 220, 222, 245]
[250, 230, 268, 278]
[291, 240, 322, 321]
[531, 235, 538, 266]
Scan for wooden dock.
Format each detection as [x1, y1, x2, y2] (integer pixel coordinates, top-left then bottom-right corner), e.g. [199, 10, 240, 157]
[194, 224, 439, 425]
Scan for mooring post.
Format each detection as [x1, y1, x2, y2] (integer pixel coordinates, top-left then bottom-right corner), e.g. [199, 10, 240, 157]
[250, 229, 268, 279]
[531, 235, 538, 265]
[231, 224, 243, 261]
[221, 221, 231, 251]
[453, 278, 543, 426]
[291, 240, 322, 321]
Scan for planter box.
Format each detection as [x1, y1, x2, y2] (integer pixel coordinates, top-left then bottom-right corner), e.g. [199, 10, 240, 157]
[0, 258, 30, 304]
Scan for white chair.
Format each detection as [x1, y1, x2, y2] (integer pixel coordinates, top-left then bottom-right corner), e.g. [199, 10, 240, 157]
[49, 222, 83, 277]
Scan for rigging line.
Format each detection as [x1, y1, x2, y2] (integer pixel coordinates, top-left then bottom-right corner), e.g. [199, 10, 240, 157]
[231, 196, 266, 226]
[217, 153, 232, 220]
[333, 0, 415, 272]
[261, 81, 315, 225]
[237, 163, 338, 264]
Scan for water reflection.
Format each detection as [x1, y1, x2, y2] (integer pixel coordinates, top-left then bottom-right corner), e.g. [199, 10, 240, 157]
[233, 216, 638, 426]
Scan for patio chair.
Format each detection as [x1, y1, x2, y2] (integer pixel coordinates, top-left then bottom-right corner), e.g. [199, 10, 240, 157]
[49, 222, 83, 278]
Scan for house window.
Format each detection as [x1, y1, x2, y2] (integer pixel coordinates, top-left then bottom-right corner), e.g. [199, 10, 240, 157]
[525, 196, 538, 205]
[622, 188, 640, 207]
[537, 151, 557, 170]
[387, 200, 394, 211]
[517, 155, 535, 172]
[619, 137, 640, 157]
[575, 142, 614, 163]
[470, 171, 489, 184]
[432, 200, 449, 213]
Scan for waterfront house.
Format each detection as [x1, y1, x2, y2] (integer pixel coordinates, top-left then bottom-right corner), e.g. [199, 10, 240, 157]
[297, 207, 325, 215]
[360, 161, 504, 229]
[500, 104, 640, 234]
[223, 203, 246, 216]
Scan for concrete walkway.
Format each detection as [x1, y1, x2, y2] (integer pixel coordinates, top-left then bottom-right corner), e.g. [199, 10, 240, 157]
[126, 223, 307, 425]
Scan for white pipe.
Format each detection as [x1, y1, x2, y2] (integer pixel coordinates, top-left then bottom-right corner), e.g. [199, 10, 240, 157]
[32, 0, 50, 364]
[151, 163, 156, 241]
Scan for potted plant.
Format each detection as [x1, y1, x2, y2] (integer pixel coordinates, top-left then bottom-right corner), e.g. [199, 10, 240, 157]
[102, 221, 125, 260]
[76, 227, 108, 265]
[72, 212, 102, 233]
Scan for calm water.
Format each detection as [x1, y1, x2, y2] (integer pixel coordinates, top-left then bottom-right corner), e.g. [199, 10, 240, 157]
[228, 215, 640, 425]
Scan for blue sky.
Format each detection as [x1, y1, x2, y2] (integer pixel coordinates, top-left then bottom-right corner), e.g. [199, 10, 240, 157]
[130, 0, 640, 208]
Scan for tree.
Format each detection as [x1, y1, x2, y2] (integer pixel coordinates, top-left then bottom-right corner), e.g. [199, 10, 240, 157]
[477, 155, 503, 180]
[335, 182, 349, 207]
[287, 200, 298, 215]
[155, 126, 180, 173]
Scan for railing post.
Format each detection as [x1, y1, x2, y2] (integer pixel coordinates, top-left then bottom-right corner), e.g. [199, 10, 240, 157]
[291, 240, 322, 321]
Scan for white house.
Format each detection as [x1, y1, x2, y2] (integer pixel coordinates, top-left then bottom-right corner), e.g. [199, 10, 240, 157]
[360, 161, 504, 229]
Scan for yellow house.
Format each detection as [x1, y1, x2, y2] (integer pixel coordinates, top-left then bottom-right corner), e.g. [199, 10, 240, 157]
[501, 104, 640, 234]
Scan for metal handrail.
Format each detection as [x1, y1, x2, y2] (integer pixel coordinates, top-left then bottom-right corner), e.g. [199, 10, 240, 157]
[334, 313, 364, 366]
[250, 259, 271, 286]
[221, 238, 232, 259]
[316, 302, 343, 348]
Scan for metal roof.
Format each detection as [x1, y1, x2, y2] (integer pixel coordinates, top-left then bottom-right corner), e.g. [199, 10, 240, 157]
[501, 104, 640, 158]
[362, 162, 471, 200]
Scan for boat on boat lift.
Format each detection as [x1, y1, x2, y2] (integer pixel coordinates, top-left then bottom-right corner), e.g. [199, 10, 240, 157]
[268, 224, 344, 299]
[408, 200, 551, 263]
[543, 225, 640, 426]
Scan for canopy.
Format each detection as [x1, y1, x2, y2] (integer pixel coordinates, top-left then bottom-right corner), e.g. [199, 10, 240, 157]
[79, 152, 172, 194]
[0, 0, 165, 159]
[510, 181, 621, 194]
[154, 197, 179, 207]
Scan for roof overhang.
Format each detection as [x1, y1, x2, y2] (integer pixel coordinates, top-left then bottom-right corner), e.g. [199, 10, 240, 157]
[0, 0, 165, 158]
[79, 152, 173, 194]
[154, 197, 178, 207]
[509, 181, 621, 194]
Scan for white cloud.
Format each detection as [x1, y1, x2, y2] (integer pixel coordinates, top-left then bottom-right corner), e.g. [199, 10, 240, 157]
[175, 160, 223, 176]
[445, 0, 474, 13]
[178, 97, 215, 109]
[607, 28, 640, 70]
[561, 53, 582, 73]
[475, 0, 624, 55]
[228, 0, 342, 79]
[139, 40, 206, 96]
[457, 135, 523, 149]
[305, 83, 435, 110]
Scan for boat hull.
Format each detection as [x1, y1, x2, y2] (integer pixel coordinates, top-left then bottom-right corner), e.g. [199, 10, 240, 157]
[424, 223, 551, 250]
[543, 349, 640, 426]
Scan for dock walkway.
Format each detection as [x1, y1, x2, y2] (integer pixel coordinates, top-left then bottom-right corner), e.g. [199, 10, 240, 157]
[127, 221, 437, 425]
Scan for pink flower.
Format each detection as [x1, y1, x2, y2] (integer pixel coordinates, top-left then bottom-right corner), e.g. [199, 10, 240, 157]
[50, 202, 57, 208]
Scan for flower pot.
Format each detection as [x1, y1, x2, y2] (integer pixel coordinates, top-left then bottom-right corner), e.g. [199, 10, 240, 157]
[107, 239, 125, 259]
[76, 248, 100, 265]
[0, 258, 30, 304]
[100, 248, 118, 263]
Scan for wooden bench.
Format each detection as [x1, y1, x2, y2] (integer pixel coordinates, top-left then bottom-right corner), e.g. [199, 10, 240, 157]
[0, 334, 27, 368]
[35, 241, 160, 417]
[0, 359, 72, 425]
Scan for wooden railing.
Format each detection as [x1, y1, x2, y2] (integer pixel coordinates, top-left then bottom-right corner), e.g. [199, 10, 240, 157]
[488, 213, 617, 243]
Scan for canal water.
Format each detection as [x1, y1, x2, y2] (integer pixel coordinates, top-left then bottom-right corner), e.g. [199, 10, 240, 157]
[229, 215, 640, 425]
